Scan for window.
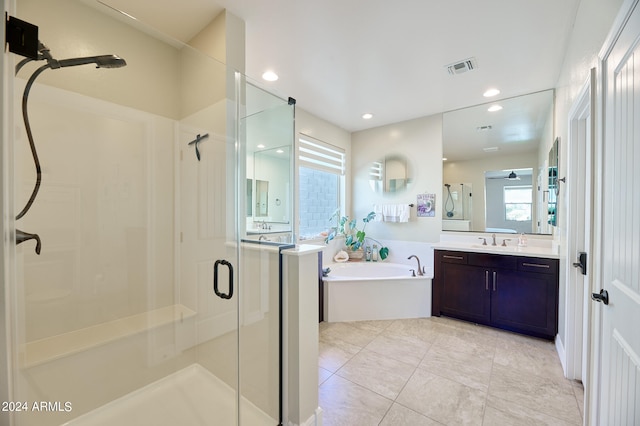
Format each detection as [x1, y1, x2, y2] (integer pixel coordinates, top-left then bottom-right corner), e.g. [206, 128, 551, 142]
[504, 185, 532, 221]
[298, 136, 345, 240]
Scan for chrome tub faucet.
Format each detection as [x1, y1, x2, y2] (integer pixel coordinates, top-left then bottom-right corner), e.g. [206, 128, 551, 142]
[407, 255, 425, 276]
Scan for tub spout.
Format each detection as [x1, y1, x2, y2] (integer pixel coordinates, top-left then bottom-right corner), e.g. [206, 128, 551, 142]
[407, 255, 424, 276]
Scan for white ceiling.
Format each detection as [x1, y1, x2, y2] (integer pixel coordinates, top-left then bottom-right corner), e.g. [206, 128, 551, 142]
[100, 0, 581, 133]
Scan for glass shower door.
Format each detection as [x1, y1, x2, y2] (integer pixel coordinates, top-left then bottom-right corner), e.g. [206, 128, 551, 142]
[4, 1, 291, 425]
[238, 82, 295, 425]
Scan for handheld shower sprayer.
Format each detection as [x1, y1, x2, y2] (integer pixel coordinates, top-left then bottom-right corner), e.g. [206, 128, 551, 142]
[15, 42, 127, 254]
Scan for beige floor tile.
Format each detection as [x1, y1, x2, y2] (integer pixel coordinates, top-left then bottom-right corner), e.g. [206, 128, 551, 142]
[365, 331, 431, 367]
[318, 340, 360, 373]
[319, 375, 392, 426]
[396, 368, 486, 426]
[336, 349, 416, 399]
[571, 381, 585, 420]
[483, 404, 578, 425]
[419, 342, 493, 391]
[433, 326, 498, 355]
[346, 319, 396, 332]
[384, 318, 444, 342]
[320, 321, 382, 348]
[319, 367, 332, 386]
[488, 364, 582, 424]
[493, 335, 564, 381]
[380, 403, 443, 425]
[319, 318, 583, 426]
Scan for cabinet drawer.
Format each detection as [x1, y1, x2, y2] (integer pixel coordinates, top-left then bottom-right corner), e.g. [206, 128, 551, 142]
[438, 251, 468, 264]
[517, 257, 558, 275]
[468, 253, 517, 269]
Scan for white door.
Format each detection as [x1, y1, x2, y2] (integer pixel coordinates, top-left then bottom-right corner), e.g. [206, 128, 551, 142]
[596, 0, 640, 423]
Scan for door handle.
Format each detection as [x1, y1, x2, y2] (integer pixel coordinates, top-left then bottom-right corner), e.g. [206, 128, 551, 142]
[493, 271, 497, 291]
[213, 259, 234, 299]
[591, 289, 609, 305]
[572, 251, 587, 275]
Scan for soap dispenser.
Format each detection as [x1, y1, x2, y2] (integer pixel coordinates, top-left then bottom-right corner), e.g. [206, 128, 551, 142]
[518, 233, 528, 247]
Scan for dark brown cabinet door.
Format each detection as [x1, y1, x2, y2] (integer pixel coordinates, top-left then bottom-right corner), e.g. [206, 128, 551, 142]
[490, 268, 558, 339]
[440, 263, 491, 325]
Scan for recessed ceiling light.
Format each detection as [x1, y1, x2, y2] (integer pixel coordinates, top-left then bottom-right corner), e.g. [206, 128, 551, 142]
[262, 71, 278, 82]
[483, 88, 500, 97]
[487, 105, 503, 112]
[362, 113, 373, 120]
[442, 157, 448, 161]
[276, 149, 284, 154]
[257, 144, 265, 149]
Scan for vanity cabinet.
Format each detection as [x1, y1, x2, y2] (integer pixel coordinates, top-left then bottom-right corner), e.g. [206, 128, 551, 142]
[432, 250, 558, 339]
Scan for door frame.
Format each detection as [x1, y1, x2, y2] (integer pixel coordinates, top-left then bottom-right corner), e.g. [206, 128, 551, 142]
[565, 69, 596, 424]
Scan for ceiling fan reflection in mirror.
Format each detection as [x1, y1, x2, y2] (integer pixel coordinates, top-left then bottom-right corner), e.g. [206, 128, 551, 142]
[485, 169, 533, 180]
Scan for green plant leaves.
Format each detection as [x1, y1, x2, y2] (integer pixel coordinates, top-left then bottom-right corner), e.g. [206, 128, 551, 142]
[379, 246, 389, 260]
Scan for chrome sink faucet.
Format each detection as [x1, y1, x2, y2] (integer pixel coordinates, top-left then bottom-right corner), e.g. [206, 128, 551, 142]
[491, 233, 497, 246]
[407, 255, 425, 276]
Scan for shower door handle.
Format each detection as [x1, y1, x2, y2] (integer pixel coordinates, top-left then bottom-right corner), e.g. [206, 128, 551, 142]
[213, 259, 234, 299]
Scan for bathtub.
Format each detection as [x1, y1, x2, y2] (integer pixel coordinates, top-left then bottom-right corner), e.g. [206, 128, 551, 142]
[322, 262, 432, 322]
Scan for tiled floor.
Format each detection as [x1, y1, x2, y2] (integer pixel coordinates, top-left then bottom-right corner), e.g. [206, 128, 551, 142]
[319, 316, 584, 426]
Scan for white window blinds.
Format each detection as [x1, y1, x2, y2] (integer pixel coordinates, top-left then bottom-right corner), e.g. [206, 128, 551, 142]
[298, 135, 345, 175]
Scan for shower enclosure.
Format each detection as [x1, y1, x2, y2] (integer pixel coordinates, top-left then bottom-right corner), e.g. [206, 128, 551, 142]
[2, 0, 294, 425]
[442, 183, 473, 231]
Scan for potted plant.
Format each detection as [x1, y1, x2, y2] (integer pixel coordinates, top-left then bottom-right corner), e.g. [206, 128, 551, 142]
[325, 210, 389, 260]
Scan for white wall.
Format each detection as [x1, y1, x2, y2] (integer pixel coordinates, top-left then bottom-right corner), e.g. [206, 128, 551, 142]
[351, 114, 443, 243]
[551, 0, 624, 357]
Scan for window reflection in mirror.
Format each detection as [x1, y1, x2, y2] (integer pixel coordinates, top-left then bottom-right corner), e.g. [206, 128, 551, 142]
[442, 89, 554, 234]
[370, 154, 411, 193]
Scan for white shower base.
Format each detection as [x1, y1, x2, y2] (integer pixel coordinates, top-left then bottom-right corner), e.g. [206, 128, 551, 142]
[64, 364, 275, 426]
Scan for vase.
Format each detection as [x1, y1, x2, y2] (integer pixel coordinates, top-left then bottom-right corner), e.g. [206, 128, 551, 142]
[348, 247, 365, 261]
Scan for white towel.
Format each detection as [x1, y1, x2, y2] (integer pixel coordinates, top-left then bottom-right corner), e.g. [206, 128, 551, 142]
[397, 204, 410, 222]
[373, 205, 384, 222]
[381, 204, 409, 222]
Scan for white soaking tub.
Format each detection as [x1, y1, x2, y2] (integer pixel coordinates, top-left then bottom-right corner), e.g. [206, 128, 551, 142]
[322, 262, 432, 322]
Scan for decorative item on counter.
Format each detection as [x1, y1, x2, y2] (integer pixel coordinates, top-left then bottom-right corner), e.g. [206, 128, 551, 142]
[325, 209, 390, 260]
[417, 193, 436, 217]
[372, 244, 379, 262]
[518, 233, 528, 247]
[365, 245, 372, 262]
[322, 267, 331, 277]
[333, 250, 349, 263]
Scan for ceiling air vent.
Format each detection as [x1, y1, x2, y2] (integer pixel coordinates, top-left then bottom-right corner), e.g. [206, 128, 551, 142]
[446, 57, 478, 75]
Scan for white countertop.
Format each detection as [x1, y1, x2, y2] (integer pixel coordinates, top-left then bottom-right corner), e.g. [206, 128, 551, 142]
[432, 240, 559, 259]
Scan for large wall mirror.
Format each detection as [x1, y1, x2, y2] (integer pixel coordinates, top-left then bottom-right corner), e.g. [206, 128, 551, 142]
[442, 89, 554, 235]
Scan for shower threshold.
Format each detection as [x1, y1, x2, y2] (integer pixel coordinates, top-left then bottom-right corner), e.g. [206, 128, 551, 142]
[63, 364, 275, 426]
